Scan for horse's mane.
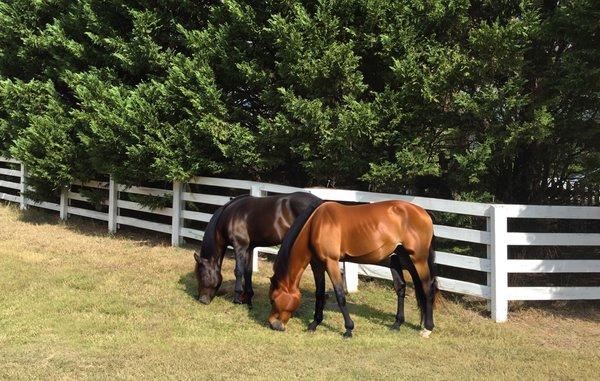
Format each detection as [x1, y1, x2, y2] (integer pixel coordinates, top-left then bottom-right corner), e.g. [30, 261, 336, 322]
[271, 199, 324, 284]
[200, 194, 250, 260]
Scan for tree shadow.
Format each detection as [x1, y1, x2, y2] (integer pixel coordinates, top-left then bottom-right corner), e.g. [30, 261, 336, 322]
[178, 270, 421, 335]
[16, 206, 198, 249]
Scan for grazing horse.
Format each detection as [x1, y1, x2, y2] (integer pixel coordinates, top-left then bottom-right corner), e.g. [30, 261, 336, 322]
[194, 192, 322, 306]
[268, 200, 438, 338]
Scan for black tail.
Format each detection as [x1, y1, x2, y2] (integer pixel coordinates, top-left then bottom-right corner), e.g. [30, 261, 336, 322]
[271, 199, 324, 284]
[428, 234, 439, 306]
[199, 195, 249, 260]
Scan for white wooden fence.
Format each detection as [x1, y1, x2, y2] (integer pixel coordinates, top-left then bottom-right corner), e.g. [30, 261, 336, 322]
[1, 157, 599, 322]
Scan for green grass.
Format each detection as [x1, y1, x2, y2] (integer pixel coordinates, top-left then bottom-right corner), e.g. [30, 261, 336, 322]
[0, 203, 598, 380]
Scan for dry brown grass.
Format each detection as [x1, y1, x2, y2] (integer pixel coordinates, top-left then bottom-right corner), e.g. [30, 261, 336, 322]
[1, 202, 599, 380]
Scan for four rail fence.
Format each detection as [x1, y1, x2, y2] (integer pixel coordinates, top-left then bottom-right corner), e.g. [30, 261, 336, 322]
[2, 157, 599, 322]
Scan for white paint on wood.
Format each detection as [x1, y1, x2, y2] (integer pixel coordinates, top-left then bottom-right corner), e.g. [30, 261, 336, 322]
[67, 206, 108, 221]
[59, 187, 68, 220]
[108, 176, 118, 234]
[507, 232, 600, 246]
[507, 287, 600, 300]
[490, 205, 508, 322]
[0, 167, 21, 177]
[180, 227, 205, 240]
[306, 188, 491, 216]
[188, 176, 254, 190]
[74, 180, 108, 189]
[116, 216, 171, 234]
[343, 262, 359, 293]
[0, 180, 21, 190]
[181, 210, 212, 222]
[182, 192, 230, 205]
[118, 184, 172, 197]
[434, 224, 491, 244]
[0, 157, 20, 164]
[117, 199, 171, 216]
[437, 277, 491, 298]
[506, 259, 600, 273]
[435, 251, 491, 272]
[0, 192, 21, 203]
[503, 204, 600, 219]
[26, 200, 60, 212]
[171, 181, 183, 246]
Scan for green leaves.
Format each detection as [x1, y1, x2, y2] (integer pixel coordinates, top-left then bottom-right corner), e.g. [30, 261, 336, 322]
[0, 0, 597, 204]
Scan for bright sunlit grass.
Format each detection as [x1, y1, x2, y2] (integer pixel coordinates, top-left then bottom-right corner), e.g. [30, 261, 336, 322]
[0, 203, 598, 379]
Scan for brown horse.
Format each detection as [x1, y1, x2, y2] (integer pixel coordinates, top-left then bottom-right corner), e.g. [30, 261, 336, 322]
[194, 192, 321, 306]
[268, 200, 438, 338]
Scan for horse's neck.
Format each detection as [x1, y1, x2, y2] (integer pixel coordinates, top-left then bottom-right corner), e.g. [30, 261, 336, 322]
[281, 255, 310, 293]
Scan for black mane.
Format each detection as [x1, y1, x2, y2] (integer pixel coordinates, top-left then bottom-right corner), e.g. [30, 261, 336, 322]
[199, 194, 250, 260]
[271, 199, 324, 284]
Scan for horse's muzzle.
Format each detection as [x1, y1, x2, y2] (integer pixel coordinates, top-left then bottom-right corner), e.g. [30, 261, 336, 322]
[269, 319, 285, 331]
[198, 295, 212, 305]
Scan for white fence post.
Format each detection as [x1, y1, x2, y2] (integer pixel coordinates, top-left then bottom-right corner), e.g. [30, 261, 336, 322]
[344, 262, 359, 293]
[59, 186, 69, 220]
[19, 163, 28, 210]
[490, 205, 508, 322]
[486, 216, 492, 312]
[108, 175, 118, 234]
[250, 184, 262, 272]
[171, 181, 183, 246]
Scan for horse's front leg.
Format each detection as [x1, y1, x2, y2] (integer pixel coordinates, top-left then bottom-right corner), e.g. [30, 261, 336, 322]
[232, 245, 248, 304]
[325, 259, 354, 338]
[307, 259, 326, 332]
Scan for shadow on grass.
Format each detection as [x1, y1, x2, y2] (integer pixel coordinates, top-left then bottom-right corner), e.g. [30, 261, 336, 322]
[16, 205, 200, 250]
[178, 270, 421, 335]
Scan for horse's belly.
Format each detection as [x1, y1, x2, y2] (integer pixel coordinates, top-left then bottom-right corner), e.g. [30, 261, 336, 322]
[343, 241, 399, 264]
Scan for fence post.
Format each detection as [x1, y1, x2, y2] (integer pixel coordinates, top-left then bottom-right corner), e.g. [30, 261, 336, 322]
[343, 262, 359, 293]
[19, 163, 28, 210]
[108, 175, 118, 234]
[486, 216, 492, 312]
[59, 186, 69, 220]
[171, 181, 183, 246]
[250, 184, 262, 272]
[490, 205, 508, 322]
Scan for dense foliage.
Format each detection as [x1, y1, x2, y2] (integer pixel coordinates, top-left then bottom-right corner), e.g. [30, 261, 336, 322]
[1, 0, 598, 203]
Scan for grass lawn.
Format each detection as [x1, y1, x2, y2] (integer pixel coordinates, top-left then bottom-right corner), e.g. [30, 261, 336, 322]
[0, 203, 598, 380]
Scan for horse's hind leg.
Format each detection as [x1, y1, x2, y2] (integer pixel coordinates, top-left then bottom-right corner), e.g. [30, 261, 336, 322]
[324, 259, 355, 338]
[414, 260, 435, 335]
[308, 259, 326, 332]
[243, 247, 254, 307]
[389, 254, 406, 330]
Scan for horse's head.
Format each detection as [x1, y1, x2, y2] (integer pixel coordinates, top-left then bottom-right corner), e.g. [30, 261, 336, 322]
[194, 252, 222, 304]
[267, 277, 300, 331]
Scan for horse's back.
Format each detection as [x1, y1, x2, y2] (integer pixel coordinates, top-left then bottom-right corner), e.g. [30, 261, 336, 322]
[308, 200, 432, 261]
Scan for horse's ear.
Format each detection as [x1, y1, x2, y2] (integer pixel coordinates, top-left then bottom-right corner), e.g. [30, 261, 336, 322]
[193, 252, 201, 264]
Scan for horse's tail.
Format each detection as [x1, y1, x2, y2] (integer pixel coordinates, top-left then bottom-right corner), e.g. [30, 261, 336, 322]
[428, 234, 440, 308]
[198, 195, 249, 260]
[272, 199, 325, 284]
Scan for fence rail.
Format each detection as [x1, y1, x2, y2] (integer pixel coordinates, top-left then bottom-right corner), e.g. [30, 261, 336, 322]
[1, 157, 599, 322]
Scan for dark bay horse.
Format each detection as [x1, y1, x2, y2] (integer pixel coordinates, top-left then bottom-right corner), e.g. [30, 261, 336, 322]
[268, 200, 438, 338]
[194, 192, 321, 306]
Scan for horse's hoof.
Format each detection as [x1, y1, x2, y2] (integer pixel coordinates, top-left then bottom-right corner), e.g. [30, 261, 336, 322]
[390, 323, 401, 331]
[343, 331, 353, 339]
[232, 298, 244, 304]
[307, 322, 318, 332]
[420, 329, 432, 338]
